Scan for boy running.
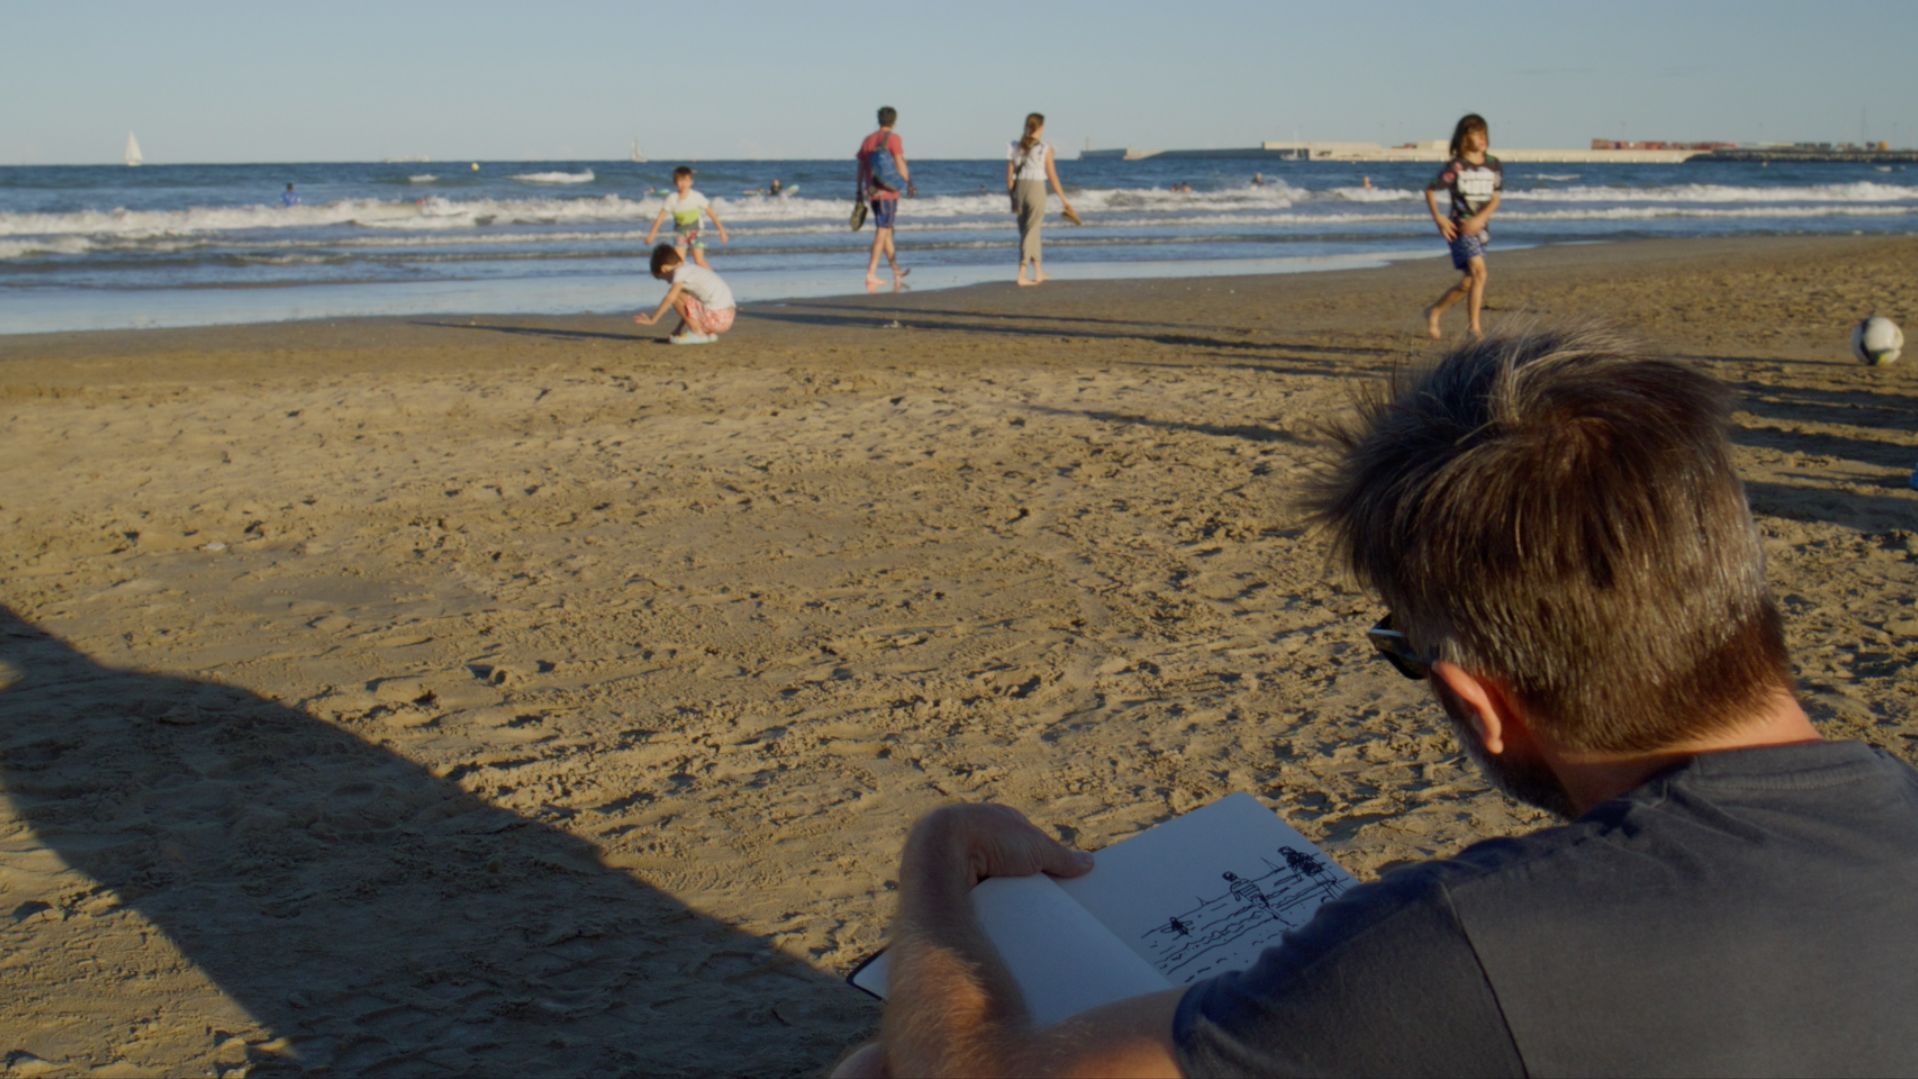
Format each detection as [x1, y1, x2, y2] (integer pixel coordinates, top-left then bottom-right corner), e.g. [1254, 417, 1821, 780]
[856, 106, 914, 293]
[1423, 113, 1503, 339]
[634, 243, 735, 345]
[645, 166, 729, 270]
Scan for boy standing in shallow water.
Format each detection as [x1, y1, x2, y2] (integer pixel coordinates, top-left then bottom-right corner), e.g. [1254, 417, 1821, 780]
[645, 166, 729, 270]
[1423, 113, 1502, 339]
[634, 243, 735, 345]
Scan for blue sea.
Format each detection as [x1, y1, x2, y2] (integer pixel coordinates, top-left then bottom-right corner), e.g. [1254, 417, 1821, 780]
[2, 156, 1914, 334]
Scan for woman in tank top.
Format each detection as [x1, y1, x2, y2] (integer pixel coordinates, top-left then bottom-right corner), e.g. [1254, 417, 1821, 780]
[1005, 113, 1080, 286]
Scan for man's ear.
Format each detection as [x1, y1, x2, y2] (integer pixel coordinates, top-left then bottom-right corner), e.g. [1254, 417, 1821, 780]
[1431, 661, 1525, 756]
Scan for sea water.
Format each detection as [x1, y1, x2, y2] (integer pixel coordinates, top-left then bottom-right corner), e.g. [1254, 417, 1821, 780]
[1, 157, 1913, 334]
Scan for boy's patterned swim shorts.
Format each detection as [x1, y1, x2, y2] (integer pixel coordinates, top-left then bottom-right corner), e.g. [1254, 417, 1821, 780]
[1448, 229, 1489, 270]
[675, 226, 706, 251]
[676, 295, 735, 335]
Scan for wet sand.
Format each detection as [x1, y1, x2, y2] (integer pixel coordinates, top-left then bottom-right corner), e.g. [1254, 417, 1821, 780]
[1, 235, 1914, 1075]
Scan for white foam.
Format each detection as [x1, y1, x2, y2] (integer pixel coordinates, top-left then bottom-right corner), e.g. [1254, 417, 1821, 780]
[1499, 204, 1915, 221]
[0, 195, 656, 240]
[1326, 186, 1421, 203]
[1503, 181, 1918, 203]
[0, 236, 96, 259]
[408, 174, 438, 184]
[511, 169, 595, 184]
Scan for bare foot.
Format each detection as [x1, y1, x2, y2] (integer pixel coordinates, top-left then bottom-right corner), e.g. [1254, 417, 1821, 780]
[1034, 272, 1048, 284]
[1016, 276, 1038, 287]
[897, 266, 911, 279]
[1423, 306, 1443, 340]
[1469, 325, 1484, 340]
[864, 275, 883, 293]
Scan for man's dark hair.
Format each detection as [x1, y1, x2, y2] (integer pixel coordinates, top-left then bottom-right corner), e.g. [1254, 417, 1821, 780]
[648, 243, 682, 276]
[877, 106, 898, 127]
[672, 165, 694, 179]
[1309, 326, 1793, 752]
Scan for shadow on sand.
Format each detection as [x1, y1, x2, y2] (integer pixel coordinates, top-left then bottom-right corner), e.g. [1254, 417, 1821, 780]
[0, 605, 864, 1076]
[1022, 404, 1305, 446]
[411, 319, 647, 344]
[747, 305, 1343, 356]
[1745, 480, 1916, 533]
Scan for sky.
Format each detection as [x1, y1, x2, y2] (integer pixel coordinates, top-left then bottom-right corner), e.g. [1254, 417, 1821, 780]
[6, 0, 1918, 164]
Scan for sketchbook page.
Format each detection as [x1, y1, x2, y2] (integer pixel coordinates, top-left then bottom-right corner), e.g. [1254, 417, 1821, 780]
[1055, 793, 1357, 988]
[847, 874, 1171, 1026]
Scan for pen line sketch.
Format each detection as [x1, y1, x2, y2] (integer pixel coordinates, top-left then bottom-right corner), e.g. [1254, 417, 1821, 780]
[1138, 846, 1352, 984]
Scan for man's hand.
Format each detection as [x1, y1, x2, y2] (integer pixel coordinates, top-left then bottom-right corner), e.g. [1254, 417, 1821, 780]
[906, 182, 918, 198]
[633, 313, 655, 326]
[880, 803, 1184, 1078]
[906, 803, 1094, 889]
[1436, 218, 1459, 242]
[644, 229, 659, 245]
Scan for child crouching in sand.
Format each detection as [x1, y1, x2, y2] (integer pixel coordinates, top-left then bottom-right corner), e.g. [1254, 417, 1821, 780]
[634, 243, 736, 345]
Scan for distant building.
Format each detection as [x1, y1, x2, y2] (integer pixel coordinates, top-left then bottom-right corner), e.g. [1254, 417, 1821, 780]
[1589, 139, 1738, 152]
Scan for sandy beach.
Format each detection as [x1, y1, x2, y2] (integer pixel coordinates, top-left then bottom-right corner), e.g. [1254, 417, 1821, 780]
[1, 235, 1913, 1076]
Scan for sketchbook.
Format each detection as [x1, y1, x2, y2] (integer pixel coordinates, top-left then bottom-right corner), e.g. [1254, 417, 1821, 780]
[848, 794, 1354, 1027]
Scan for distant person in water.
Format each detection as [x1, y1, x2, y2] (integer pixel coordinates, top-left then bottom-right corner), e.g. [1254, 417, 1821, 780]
[1362, 175, 1373, 190]
[646, 166, 729, 270]
[1423, 113, 1503, 339]
[1251, 172, 1265, 188]
[633, 243, 735, 346]
[768, 178, 783, 197]
[1005, 112, 1080, 287]
[281, 183, 300, 208]
[856, 105, 914, 292]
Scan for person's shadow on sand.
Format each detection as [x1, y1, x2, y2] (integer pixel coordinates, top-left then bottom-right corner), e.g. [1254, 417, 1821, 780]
[0, 605, 865, 1076]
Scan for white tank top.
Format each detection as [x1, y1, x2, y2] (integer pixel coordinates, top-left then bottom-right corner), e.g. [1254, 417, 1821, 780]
[1007, 140, 1050, 182]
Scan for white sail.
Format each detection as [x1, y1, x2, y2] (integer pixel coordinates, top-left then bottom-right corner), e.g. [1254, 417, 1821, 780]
[124, 131, 143, 167]
[630, 137, 646, 164]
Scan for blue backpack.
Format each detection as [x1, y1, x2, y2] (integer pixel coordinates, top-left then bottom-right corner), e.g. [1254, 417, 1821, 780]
[866, 136, 905, 193]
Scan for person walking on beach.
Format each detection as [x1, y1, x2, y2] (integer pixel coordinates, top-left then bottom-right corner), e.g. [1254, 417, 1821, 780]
[1005, 113, 1079, 287]
[1423, 113, 1503, 339]
[645, 167, 729, 271]
[856, 106, 913, 293]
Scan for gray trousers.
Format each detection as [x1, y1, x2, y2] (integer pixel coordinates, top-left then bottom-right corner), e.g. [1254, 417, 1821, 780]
[1012, 180, 1047, 262]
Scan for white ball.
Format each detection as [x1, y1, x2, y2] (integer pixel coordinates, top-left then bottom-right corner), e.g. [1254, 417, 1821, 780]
[1851, 316, 1903, 366]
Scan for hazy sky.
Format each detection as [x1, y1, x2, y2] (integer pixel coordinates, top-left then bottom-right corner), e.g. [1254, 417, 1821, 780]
[8, 0, 1917, 164]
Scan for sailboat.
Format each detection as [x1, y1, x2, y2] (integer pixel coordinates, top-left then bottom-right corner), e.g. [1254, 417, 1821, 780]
[630, 137, 646, 164]
[124, 131, 143, 167]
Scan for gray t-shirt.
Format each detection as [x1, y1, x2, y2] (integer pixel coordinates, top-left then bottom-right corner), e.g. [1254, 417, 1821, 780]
[1175, 741, 1918, 1077]
[670, 263, 734, 311]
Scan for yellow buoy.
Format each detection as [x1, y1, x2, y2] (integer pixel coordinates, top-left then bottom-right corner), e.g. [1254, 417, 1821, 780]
[470, 162, 480, 171]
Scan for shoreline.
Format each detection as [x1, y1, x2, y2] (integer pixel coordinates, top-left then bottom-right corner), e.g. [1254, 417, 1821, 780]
[0, 234, 1904, 358]
[0, 246, 1444, 338]
[0, 231, 1912, 1076]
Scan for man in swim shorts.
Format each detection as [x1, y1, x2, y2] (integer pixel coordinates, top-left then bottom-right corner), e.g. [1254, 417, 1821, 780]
[856, 106, 913, 293]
